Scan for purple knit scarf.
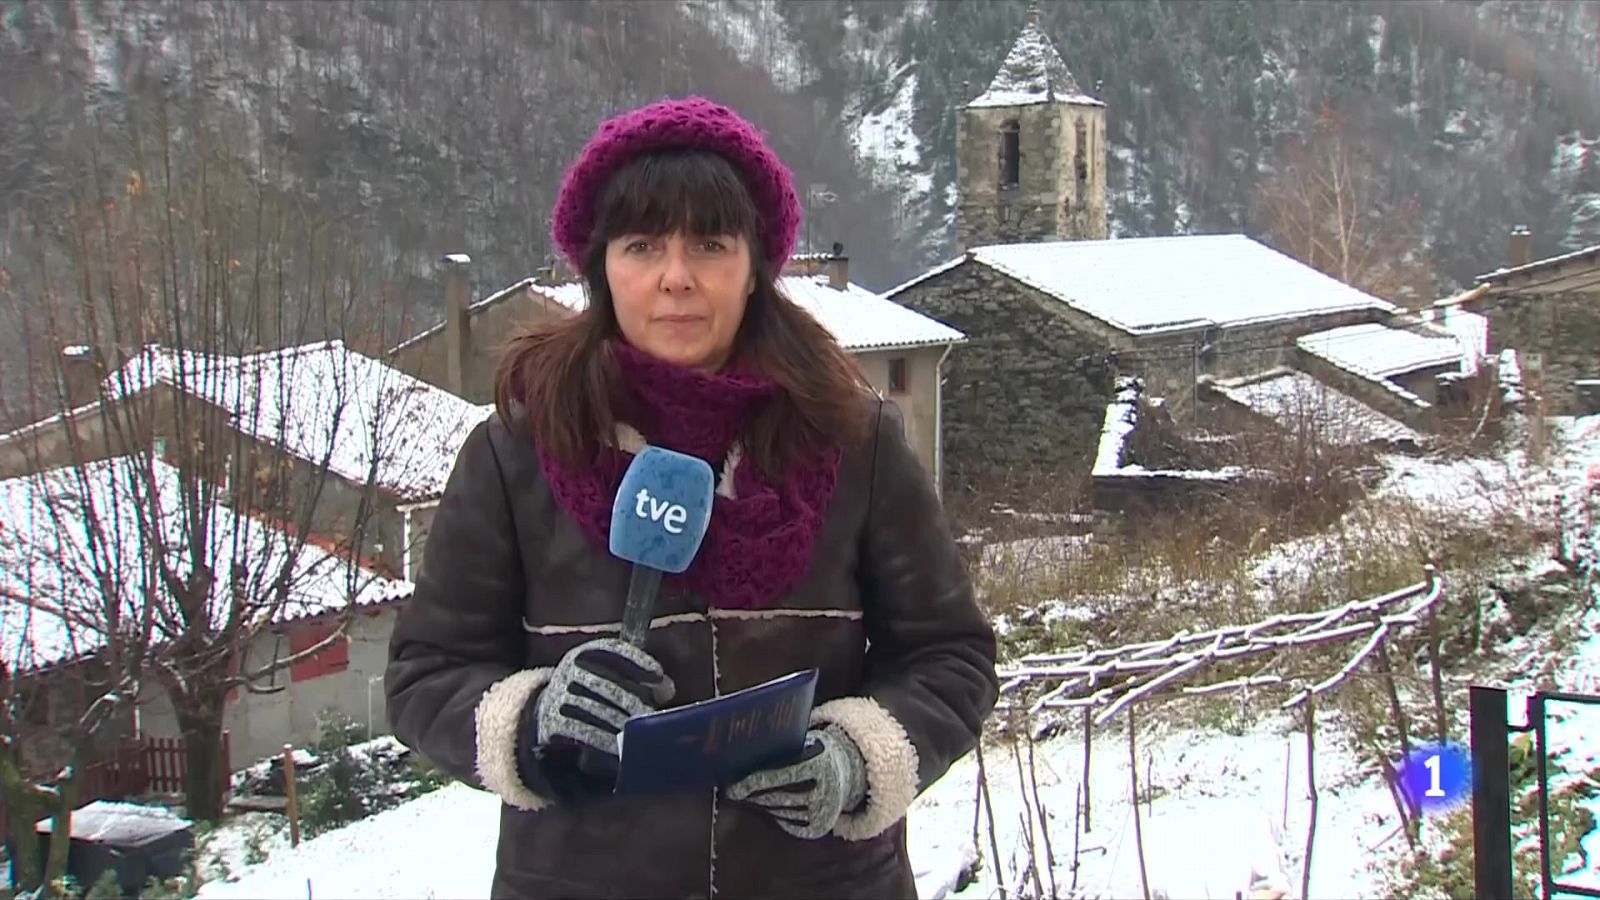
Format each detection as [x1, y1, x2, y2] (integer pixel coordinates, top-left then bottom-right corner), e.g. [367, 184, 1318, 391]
[536, 340, 842, 610]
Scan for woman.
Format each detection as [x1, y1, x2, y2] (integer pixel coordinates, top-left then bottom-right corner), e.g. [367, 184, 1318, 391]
[385, 96, 997, 899]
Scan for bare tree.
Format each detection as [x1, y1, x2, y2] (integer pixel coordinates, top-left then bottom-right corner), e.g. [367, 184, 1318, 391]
[0, 100, 446, 826]
[0, 460, 160, 895]
[1254, 106, 1432, 305]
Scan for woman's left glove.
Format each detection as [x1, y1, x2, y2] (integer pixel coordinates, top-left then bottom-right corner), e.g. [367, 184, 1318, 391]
[725, 724, 867, 839]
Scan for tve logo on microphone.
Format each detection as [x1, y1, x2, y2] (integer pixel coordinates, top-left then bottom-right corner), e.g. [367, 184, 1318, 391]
[634, 488, 689, 534]
[609, 446, 715, 574]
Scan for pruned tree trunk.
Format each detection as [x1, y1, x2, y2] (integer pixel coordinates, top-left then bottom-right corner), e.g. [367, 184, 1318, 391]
[1, 743, 48, 893]
[0, 740, 79, 897]
[173, 688, 229, 823]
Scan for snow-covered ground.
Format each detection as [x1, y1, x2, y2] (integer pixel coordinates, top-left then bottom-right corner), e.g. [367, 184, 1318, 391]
[192, 717, 1381, 900]
[181, 416, 1600, 899]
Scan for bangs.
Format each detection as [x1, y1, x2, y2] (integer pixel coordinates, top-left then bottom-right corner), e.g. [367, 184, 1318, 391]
[589, 149, 762, 247]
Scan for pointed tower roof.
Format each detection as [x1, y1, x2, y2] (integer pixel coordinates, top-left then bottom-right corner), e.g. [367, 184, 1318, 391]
[967, 13, 1103, 110]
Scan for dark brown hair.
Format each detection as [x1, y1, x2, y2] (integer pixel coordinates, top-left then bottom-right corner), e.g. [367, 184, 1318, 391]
[495, 148, 872, 478]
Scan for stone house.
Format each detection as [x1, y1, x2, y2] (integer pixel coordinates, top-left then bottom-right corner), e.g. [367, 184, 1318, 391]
[0, 340, 491, 770]
[887, 234, 1402, 493]
[388, 250, 967, 490]
[1457, 230, 1600, 415]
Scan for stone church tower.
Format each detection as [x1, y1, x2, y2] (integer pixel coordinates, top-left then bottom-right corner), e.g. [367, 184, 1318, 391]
[956, 8, 1108, 249]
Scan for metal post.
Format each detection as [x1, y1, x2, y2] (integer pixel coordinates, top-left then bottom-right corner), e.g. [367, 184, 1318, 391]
[1532, 694, 1554, 900]
[1470, 685, 1513, 900]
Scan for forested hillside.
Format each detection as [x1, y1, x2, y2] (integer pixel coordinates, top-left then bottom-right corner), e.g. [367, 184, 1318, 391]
[2, 0, 1596, 395]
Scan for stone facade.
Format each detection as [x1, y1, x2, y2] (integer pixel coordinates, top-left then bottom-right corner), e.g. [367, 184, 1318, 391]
[891, 258, 1401, 493]
[957, 101, 1108, 249]
[1472, 290, 1600, 416]
[891, 262, 1115, 492]
[1465, 243, 1600, 416]
[1118, 308, 1393, 416]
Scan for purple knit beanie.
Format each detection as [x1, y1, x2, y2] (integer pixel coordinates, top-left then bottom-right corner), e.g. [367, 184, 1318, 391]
[550, 97, 802, 272]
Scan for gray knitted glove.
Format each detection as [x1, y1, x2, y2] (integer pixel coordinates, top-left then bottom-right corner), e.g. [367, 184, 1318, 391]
[725, 724, 867, 839]
[534, 638, 675, 764]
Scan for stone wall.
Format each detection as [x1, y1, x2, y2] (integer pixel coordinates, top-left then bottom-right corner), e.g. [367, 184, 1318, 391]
[892, 262, 1114, 493]
[1291, 348, 1435, 431]
[1474, 290, 1600, 416]
[957, 102, 1107, 249]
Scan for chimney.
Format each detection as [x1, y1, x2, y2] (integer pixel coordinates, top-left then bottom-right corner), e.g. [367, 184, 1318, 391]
[441, 253, 471, 396]
[1509, 226, 1532, 268]
[826, 242, 849, 290]
[60, 344, 105, 408]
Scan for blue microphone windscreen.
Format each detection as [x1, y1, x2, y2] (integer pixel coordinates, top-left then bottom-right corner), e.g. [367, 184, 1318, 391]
[609, 446, 716, 574]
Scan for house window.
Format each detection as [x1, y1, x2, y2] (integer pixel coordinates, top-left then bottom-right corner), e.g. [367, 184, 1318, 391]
[289, 620, 350, 682]
[999, 120, 1020, 187]
[888, 358, 908, 393]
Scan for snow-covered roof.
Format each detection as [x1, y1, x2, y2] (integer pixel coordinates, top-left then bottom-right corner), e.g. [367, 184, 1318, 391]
[1475, 242, 1600, 284]
[101, 341, 494, 502]
[526, 281, 590, 313]
[1296, 324, 1463, 380]
[778, 274, 965, 351]
[390, 277, 546, 355]
[967, 20, 1102, 109]
[481, 276, 964, 353]
[0, 456, 410, 671]
[1211, 370, 1421, 447]
[967, 235, 1399, 335]
[883, 255, 967, 299]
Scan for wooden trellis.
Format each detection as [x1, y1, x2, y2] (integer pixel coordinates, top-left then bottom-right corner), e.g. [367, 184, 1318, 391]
[996, 565, 1443, 726]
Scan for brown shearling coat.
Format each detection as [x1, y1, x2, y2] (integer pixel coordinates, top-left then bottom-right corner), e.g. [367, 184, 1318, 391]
[384, 396, 998, 899]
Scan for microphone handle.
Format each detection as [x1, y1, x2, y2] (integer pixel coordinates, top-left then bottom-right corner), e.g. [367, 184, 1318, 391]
[619, 565, 664, 647]
[579, 565, 665, 783]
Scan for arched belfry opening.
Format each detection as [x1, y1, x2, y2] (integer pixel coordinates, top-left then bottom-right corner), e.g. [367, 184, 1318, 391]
[1000, 120, 1020, 188]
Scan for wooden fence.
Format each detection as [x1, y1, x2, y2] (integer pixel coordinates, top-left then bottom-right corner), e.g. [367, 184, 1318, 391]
[0, 731, 230, 845]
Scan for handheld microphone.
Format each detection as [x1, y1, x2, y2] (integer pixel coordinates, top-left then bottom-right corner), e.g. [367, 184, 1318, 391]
[573, 446, 715, 781]
[608, 445, 716, 646]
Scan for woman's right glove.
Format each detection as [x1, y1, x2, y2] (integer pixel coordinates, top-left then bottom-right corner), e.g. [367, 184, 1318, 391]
[516, 638, 675, 798]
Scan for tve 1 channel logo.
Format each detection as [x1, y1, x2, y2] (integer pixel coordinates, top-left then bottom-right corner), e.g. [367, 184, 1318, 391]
[1394, 742, 1472, 813]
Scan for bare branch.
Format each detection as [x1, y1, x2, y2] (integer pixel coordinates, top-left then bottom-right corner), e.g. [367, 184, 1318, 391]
[998, 570, 1443, 726]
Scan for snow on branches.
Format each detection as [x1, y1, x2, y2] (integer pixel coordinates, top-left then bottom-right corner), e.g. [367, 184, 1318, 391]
[997, 565, 1442, 726]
